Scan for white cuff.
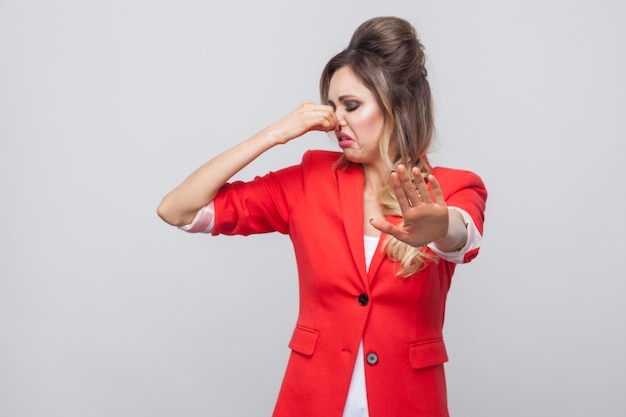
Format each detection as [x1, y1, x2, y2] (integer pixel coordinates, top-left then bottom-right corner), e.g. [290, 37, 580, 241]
[427, 207, 481, 264]
[178, 201, 215, 233]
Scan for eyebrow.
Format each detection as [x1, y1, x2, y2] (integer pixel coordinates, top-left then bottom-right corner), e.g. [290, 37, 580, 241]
[328, 94, 358, 105]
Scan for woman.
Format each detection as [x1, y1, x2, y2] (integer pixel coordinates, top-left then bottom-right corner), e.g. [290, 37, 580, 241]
[158, 16, 487, 417]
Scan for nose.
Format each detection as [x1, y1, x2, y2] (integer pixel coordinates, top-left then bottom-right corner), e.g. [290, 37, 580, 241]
[334, 111, 347, 131]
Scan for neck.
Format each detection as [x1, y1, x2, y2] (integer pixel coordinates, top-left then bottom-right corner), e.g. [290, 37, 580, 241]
[361, 162, 389, 192]
[361, 162, 387, 237]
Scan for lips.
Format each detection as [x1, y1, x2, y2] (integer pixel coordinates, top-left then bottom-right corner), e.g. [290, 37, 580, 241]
[336, 132, 355, 148]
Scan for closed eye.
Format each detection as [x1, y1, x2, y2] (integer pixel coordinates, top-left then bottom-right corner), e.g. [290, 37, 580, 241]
[328, 96, 361, 112]
[345, 101, 360, 112]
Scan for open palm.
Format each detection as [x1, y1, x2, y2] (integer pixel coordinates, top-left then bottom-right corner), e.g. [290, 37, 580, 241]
[371, 164, 449, 248]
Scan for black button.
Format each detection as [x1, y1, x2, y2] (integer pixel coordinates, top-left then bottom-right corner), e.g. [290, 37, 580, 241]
[358, 293, 369, 306]
[366, 352, 378, 365]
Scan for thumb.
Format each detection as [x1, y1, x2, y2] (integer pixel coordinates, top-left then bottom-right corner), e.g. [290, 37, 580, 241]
[369, 218, 396, 236]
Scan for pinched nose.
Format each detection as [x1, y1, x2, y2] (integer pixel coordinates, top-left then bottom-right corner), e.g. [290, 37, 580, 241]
[334, 116, 347, 132]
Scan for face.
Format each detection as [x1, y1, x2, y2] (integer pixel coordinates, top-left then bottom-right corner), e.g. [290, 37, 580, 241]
[327, 66, 386, 166]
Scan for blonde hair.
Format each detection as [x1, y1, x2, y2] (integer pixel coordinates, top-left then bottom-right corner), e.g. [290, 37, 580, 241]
[320, 16, 436, 276]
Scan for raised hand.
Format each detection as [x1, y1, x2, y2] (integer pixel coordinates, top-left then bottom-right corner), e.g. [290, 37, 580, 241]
[270, 100, 338, 144]
[370, 164, 449, 248]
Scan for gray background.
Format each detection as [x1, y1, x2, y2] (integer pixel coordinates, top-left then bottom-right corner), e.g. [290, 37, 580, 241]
[1, 0, 625, 416]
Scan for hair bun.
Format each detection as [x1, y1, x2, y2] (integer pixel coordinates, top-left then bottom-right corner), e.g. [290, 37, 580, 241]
[348, 16, 426, 83]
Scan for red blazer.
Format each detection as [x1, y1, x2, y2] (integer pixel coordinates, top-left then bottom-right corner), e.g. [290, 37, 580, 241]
[212, 150, 487, 417]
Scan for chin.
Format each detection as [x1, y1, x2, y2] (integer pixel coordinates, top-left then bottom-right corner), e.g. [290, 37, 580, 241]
[342, 149, 370, 164]
[342, 151, 361, 164]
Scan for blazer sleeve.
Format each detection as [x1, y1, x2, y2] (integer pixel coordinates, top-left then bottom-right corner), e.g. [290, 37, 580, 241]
[432, 167, 488, 263]
[210, 152, 310, 236]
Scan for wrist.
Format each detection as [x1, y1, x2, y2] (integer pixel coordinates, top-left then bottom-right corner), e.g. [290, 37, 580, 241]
[433, 208, 468, 252]
[262, 123, 292, 146]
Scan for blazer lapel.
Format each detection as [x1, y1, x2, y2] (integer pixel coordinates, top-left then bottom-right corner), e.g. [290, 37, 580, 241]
[337, 165, 368, 283]
[366, 216, 401, 284]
